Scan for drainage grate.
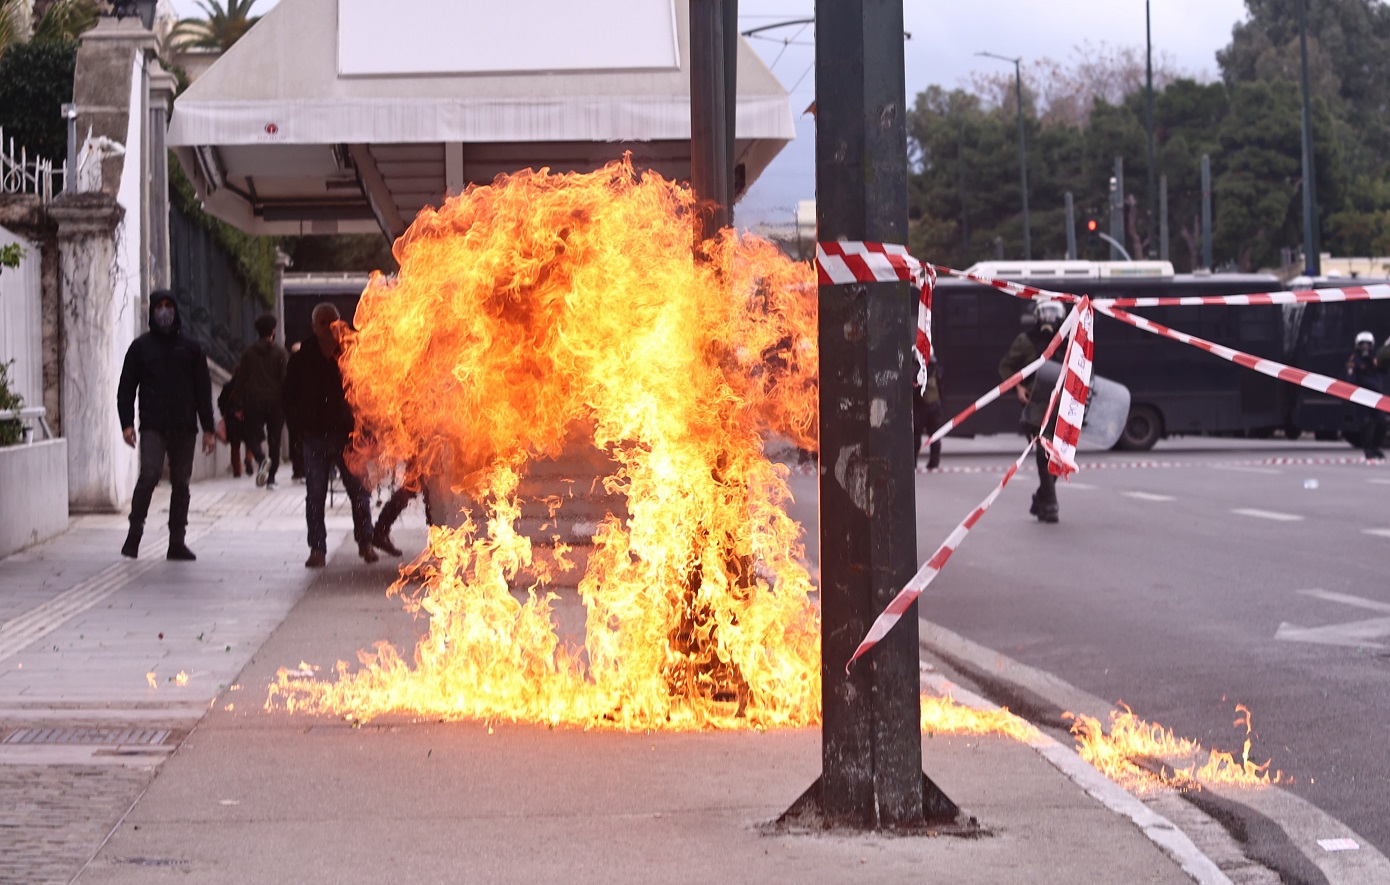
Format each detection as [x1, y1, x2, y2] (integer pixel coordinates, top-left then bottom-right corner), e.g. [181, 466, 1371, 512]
[1, 727, 171, 746]
[114, 857, 191, 868]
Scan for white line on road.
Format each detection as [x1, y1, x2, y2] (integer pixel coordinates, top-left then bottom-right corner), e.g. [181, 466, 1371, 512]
[1210, 465, 1283, 476]
[1369, 478, 1390, 485]
[1298, 588, 1390, 614]
[1123, 491, 1176, 502]
[1231, 508, 1304, 522]
[1364, 528, 1390, 539]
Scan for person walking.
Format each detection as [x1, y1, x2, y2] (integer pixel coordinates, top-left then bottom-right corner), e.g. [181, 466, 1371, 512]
[913, 353, 943, 470]
[217, 362, 253, 477]
[117, 291, 216, 559]
[999, 300, 1065, 523]
[283, 303, 378, 568]
[238, 314, 289, 489]
[1346, 331, 1386, 460]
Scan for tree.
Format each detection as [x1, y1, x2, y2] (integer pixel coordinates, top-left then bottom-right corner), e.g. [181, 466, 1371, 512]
[1219, 0, 1390, 171]
[169, 0, 260, 53]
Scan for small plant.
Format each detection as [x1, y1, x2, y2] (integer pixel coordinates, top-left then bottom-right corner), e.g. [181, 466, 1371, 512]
[0, 242, 23, 272]
[0, 359, 23, 446]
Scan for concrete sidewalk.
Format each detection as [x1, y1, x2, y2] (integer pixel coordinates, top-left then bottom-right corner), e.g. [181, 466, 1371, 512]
[0, 474, 1259, 884]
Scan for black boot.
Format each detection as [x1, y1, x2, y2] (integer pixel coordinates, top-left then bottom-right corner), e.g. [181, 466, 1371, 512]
[167, 530, 197, 561]
[1036, 498, 1059, 524]
[121, 524, 142, 559]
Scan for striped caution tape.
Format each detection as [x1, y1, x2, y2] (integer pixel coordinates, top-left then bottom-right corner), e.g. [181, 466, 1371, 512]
[1096, 282, 1390, 309]
[1095, 303, 1390, 415]
[932, 265, 1390, 310]
[925, 306, 1079, 447]
[1038, 298, 1094, 478]
[845, 438, 1037, 669]
[816, 241, 934, 385]
[845, 302, 1082, 670]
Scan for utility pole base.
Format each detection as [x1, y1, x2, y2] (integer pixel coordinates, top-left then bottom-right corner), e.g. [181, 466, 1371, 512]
[775, 772, 966, 833]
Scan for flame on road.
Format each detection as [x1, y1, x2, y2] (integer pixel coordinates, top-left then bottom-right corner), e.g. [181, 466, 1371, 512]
[268, 159, 822, 729]
[1066, 703, 1289, 793]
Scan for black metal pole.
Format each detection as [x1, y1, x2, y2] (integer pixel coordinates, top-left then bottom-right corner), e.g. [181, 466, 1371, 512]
[1201, 153, 1213, 269]
[1109, 157, 1124, 261]
[1297, 0, 1320, 276]
[957, 113, 969, 262]
[1145, 0, 1156, 259]
[1014, 60, 1030, 261]
[796, 0, 952, 830]
[690, 0, 731, 239]
[723, 0, 739, 214]
[1065, 191, 1076, 260]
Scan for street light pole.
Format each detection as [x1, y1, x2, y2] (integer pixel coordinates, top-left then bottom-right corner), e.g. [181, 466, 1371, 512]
[1145, 0, 1157, 259]
[978, 52, 1029, 260]
[1297, 0, 1320, 276]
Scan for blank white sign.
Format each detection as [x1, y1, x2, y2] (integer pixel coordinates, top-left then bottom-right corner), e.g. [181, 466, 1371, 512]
[338, 0, 680, 76]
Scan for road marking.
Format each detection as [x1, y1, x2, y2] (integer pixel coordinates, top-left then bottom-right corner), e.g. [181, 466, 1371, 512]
[1210, 464, 1282, 475]
[1364, 528, 1390, 539]
[1123, 491, 1175, 502]
[1369, 478, 1390, 485]
[1231, 508, 1303, 522]
[1276, 589, 1390, 649]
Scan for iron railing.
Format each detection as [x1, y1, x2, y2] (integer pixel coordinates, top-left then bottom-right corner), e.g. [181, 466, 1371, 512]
[0, 129, 64, 202]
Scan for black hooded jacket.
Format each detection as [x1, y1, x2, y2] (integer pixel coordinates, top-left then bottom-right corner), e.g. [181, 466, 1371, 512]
[117, 295, 215, 434]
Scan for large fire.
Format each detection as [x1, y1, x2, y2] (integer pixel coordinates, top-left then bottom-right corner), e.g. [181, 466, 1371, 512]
[268, 158, 822, 729]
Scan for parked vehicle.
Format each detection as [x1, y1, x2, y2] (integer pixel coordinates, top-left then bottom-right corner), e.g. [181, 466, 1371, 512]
[931, 262, 1390, 450]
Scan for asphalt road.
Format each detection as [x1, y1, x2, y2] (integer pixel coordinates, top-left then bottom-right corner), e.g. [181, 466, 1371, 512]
[787, 434, 1390, 870]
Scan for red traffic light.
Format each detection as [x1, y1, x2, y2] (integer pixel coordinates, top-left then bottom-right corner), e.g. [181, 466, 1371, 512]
[1086, 219, 1098, 232]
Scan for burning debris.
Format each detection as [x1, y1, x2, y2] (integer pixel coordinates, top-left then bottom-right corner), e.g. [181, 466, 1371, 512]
[268, 159, 822, 729]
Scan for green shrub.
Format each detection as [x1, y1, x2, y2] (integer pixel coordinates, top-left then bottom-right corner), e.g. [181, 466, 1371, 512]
[0, 359, 23, 446]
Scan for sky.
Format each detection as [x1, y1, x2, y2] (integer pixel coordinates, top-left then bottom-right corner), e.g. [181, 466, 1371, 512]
[165, 0, 1253, 229]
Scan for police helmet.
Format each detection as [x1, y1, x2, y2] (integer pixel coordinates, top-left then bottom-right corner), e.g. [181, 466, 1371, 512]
[1356, 331, 1375, 346]
[1034, 299, 1065, 326]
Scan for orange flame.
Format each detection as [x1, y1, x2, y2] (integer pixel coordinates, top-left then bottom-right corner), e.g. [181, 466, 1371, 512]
[921, 693, 1039, 743]
[268, 159, 821, 729]
[1065, 702, 1289, 793]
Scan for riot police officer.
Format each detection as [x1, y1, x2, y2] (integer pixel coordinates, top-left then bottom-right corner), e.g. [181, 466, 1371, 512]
[1346, 330, 1386, 460]
[999, 300, 1066, 522]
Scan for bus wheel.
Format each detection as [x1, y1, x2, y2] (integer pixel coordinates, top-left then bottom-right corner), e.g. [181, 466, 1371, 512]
[1283, 426, 1302, 441]
[1117, 405, 1163, 451]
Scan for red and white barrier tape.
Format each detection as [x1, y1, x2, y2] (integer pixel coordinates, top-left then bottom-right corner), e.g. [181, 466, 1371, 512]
[816, 241, 934, 384]
[845, 301, 1083, 669]
[1038, 298, 1094, 478]
[846, 438, 1037, 670]
[1095, 304, 1390, 415]
[925, 307, 1079, 446]
[1097, 282, 1390, 309]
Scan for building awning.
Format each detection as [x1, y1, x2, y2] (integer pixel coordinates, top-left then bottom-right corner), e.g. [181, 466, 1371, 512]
[167, 0, 795, 237]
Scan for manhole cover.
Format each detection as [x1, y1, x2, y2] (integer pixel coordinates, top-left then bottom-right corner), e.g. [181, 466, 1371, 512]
[1, 727, 171, 746]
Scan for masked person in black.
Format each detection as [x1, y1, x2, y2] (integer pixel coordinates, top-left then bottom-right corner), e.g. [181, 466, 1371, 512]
[117, 291, 216, 559]
[999, 299, 1065, 523]
[1346, 331, 1386, 460]
[283, 303, 378, 568]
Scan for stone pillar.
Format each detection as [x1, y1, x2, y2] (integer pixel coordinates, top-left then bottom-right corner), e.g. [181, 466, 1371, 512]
[148, 68, 177, 291]
[49, 196, 127, 512]
[72, 18, 156, 200]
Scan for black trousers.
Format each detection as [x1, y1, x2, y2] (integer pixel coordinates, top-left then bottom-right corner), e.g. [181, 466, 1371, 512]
[242, 401, 284, 482]
[129, 429, 196, 538]
[1360, 408, 1387, 455]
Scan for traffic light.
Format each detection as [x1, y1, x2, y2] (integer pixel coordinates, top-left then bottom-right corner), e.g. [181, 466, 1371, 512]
[1085, 218, 1099, 244]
